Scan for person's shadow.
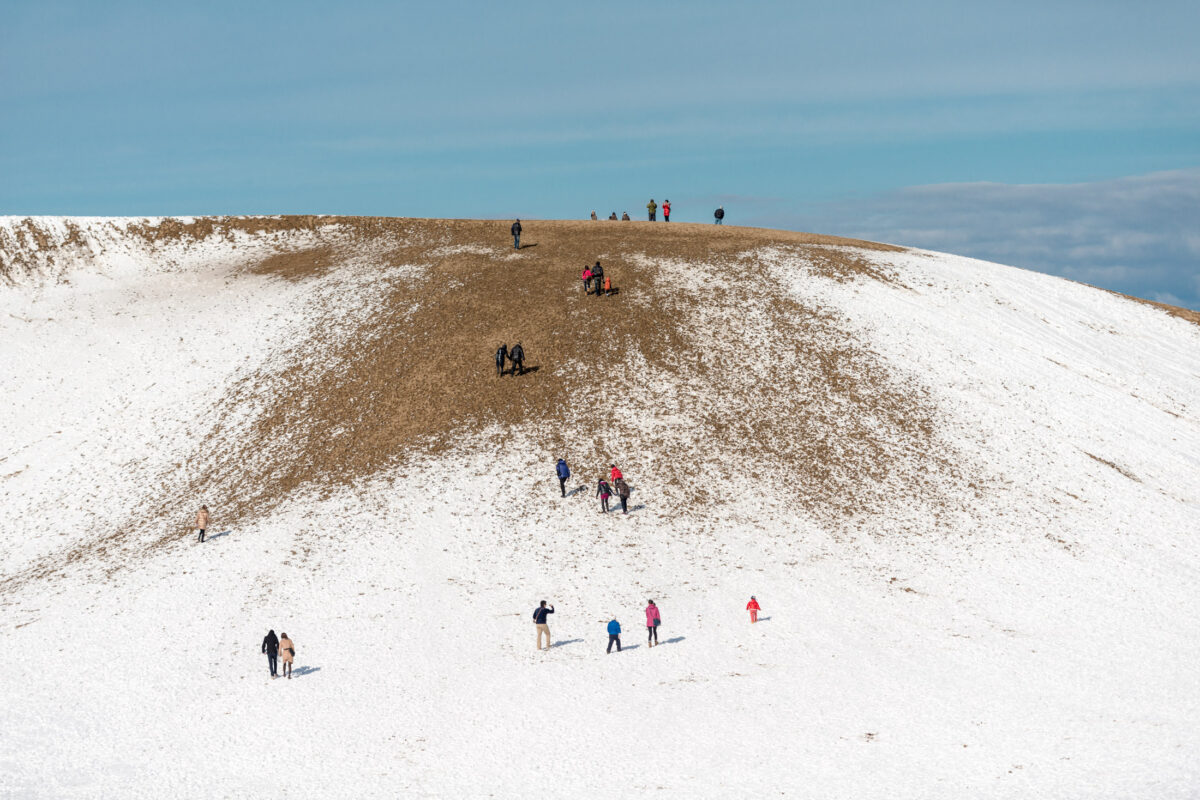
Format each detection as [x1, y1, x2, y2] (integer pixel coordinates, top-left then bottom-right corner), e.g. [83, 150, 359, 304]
[206, 530, 232, 540]
[292, 666, 321, 678]
[519, 243, 538, 250]
[661, 636, 686, 645]
[552, 639, 584, 648]
[566, 485, 586, 497]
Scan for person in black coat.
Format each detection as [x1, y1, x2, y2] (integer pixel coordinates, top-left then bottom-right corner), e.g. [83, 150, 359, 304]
[714, 206, 725, 225]
[495, 343, 508, 377]
[591, 262, 604, 299]
[262, 629, 279, 678]
[511, 219, 522, 249]
[509, 342, 525, 376]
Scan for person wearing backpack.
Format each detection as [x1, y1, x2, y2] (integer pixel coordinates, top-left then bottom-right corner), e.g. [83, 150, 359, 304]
[645, 600, 661, 647]
[596, 476, 612, 513]
[646, 199, 657, 221]
[556, 458, 571, 497]
[511, 219, 522, 249]
[613, 477, 631, 514]
[509, 342, 525, 376]
[714, 206, 725, 225]
[533, 600, 555, 651]
[591, 261, 604, 299]
[495, 343, 508, 377]
[606, 618, 622, 653]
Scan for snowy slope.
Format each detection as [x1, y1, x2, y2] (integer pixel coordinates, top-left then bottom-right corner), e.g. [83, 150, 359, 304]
[1, 217, 1198, 799]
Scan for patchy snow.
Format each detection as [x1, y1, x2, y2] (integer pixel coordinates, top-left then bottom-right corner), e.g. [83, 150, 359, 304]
[1, 221, 1199, 798]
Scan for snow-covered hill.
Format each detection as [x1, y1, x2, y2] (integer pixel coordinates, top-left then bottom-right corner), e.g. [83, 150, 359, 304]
[2, 216, 1198, 798]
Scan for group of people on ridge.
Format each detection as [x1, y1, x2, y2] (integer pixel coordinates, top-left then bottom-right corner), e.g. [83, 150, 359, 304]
[261, 629, 297, 679]
[586, 203, 727, 223]
[494, 342, 527, 376]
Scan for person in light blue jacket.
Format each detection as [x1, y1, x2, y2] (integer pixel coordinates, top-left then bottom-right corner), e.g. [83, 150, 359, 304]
[606, 619, 622, 653]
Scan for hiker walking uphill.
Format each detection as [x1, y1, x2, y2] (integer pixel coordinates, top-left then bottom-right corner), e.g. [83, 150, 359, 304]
[278, 633, 296, 679]
[581, 265, 594, 294]
[195, 505, 209, 543]
[606, 619, 622, 653]
[556, 458, 571, 497]
[591, 262, 604, 299]
[509, 342, 526, 375]
[533, 601, 555, 651]
[262, 629, 279, 678]
[714, 206, 725, 225]
[613, 476, 631, 514]
[746, 596, 761, 623]
[663, 199, 671, 222]
[645, 600, 661, 646]
[495, 343, 509, 377]
[596, 476, 612, 513]
[647, 199, 658, 221]
[511, 219, 522, 249]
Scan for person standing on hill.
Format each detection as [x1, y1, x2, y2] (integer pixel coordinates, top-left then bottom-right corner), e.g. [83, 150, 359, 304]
[714, 206, 725, 225]
[278, 633, 295, 679]
[591, 262, 604, 299]
[746, 595, 761, 623]
[621, 212, 630, 221]
[509, 342, 526, 376]
[195, 505, 210, 543]
[645, 600, 661, 646]
[607, 618, 622, 653]
[609, 212, 618, 220]
[613, 476, 630, 514]
[647, 199, 657, 221]
[533, 600, 555, 651]
[556, 458, 571, 497]
[662, 199, 671, 222]
[495, 343, 509, 377]
[262, 629, 280, 679]
[596, 476, 612, 513]
[590, 210, 598, 220]
[511, 219, 522, 249]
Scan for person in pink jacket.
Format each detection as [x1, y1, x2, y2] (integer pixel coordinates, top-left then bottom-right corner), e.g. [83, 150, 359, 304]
[746, 596, 761, 623]
[582, 266, 594, 294]
[645, 600, 661, 647]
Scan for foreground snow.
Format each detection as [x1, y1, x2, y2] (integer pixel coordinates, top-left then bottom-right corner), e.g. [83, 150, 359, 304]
[1, 219, 1199, 798]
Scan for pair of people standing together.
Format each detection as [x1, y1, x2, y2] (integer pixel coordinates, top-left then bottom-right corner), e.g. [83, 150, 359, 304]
[646, 199, 671, 222]
[494, 342, 526, 376]
[261, 629, 296, 679]
[607, 600, 662, 652]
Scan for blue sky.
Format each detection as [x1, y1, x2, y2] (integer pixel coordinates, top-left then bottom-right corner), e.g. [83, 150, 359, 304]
[3, 1, 1198, 306]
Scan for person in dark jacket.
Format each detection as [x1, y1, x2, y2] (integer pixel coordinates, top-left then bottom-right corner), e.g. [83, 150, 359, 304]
[608, 212, 618, 220]
[262, 629, 279, 678]
[509, 342, 525, 376]
[591, 262, 604, 299]
[596, 477, 612, 513]
[714, 206, 724, 225]
[495, 343, 508, 377]
[533, 601, 555, 650]
[613, 477, 631, 513]
[556, 458, 571, 497]
[511, 219, 522, 249]
[606, 619, 622, 653]
[621, 212, 630, 221]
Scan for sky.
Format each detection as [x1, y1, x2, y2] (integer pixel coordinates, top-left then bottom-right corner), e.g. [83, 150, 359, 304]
[2, 1, 1198, 307]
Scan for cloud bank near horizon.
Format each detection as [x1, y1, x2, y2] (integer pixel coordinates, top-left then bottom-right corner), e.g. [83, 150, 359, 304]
[779, 169, 1200, 310]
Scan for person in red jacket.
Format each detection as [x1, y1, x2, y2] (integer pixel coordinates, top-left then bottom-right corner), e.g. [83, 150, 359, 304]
[662, 199, 671, 222]
[746, 596, 761, 623]
[609, 464, 623, 482]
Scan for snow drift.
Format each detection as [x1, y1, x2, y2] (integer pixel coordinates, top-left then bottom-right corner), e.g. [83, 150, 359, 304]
[1, 216, 1198, 798]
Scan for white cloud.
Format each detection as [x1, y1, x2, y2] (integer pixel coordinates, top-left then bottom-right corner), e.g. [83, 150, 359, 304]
[784, 169, 1200, 310]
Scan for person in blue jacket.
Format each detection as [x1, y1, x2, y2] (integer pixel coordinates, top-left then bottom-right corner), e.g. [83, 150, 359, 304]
[555, 458, 570, 497]
[606, 618, 622, 653]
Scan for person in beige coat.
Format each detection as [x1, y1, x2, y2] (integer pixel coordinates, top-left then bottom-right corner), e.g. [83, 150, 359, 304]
[278, 633, 295, 679]
[195, 505, 210, 543]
